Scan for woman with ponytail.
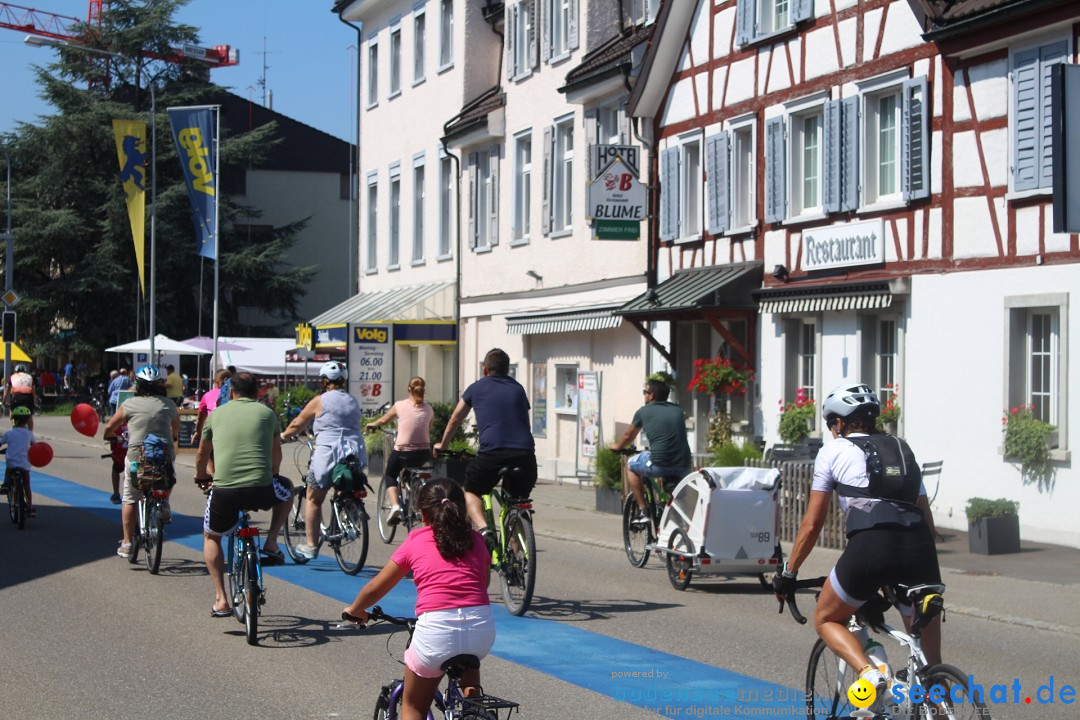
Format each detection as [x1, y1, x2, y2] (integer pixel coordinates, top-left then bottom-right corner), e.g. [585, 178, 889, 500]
[343, 478, 493, 719]
[365, 376, 434, 525]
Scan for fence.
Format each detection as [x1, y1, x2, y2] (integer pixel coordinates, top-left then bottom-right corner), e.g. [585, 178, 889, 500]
[745, 458, 848, 550]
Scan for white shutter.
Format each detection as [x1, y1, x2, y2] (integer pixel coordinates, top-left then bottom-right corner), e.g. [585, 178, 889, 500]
[568, 0, 579, 52]
[902, 76, 929, 201]
[541, 0, 551, 62]
[705, 133, 729, 235]
[489, 146, 500, 245]
[505, 4, 516, 80]
[542, 125, 553, 235]
[528, 0, 539, 70]
[585, 108, 598, 181]
[467, 152, 478, 248]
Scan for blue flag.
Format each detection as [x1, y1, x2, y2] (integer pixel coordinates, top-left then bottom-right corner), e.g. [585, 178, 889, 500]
[167, 107, 218, 260]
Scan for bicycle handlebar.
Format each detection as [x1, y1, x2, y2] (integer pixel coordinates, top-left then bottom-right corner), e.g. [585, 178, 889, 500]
[437, 448, 476, 459]
[340, 605, 416, 630]
[611, 446, 638, 456]
[777, 576, 827, 625]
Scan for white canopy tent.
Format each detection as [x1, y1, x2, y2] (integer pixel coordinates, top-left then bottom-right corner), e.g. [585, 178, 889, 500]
[215, 337, 313, 378]
[105, 334, 211, 356]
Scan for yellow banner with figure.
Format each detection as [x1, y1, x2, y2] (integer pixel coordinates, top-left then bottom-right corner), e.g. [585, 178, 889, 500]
[112, 119, 148, 295]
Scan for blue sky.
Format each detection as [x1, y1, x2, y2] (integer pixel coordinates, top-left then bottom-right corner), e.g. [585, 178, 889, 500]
[1, 0, 359, 141]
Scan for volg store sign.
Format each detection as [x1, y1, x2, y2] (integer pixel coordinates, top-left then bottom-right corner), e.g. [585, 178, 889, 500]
[802, 219, 885, 271]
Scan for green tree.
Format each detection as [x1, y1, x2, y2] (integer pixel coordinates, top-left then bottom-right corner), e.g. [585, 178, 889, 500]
[4, 0, 315, 361]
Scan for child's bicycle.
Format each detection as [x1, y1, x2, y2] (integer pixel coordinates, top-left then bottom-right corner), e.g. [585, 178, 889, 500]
[342, 605, 519, 720]
[781, 578, 992, 719]
[4, 464, 30, 529]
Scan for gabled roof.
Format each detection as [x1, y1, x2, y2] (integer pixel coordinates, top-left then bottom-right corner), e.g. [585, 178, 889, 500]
[442, 87, 506, 142]
[560, 23, 653, 95]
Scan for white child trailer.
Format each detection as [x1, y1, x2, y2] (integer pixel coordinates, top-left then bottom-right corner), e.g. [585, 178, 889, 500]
[650, 466, 783, 591]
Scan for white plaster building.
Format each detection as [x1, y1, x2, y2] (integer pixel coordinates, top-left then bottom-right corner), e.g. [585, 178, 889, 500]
[630, 0, 1080, 546]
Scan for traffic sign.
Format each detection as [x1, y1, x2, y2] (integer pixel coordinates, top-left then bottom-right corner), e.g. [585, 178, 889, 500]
[2, 290, 19, 307]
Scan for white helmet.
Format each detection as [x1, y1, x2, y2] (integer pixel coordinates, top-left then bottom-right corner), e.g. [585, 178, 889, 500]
[320, 361, 347, 381]
[822, 383, 880, 422]
[135, 365, 164, 384]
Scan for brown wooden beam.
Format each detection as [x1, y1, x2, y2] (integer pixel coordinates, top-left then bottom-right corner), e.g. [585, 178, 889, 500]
[628, 318, 675, 367]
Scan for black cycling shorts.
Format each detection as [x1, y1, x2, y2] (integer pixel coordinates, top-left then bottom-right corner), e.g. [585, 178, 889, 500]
[203, 476, 293, 537]
[832, 524, 941, 606]
[464, 449, 538, 499]
[384, 448, 433, 488]
[10, 394, 34, 412]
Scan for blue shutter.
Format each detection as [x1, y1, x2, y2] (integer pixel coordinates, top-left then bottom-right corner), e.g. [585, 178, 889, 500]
[736, 0, 754, 46]
[840, 96, 860, 211]
[823, 100, 841, 213]
[902, 75, 930, 201]
[542, 126, 553, 235]
[660, 147, 680, 241]
[765, 117, 786, 223]
[706, 133, 730, 235]
[1013, 47, 1040, 191]
[1039, 41, 1068, 189]
[792, 0, 814, 23]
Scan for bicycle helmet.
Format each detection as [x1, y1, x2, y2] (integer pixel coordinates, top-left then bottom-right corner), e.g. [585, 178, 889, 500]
[13, 364, 26, 373]
[822, 383, 881, 422]
[11, 406, 31, 417]
[135, 365, 164, 384]
[320, 361, 348, 382]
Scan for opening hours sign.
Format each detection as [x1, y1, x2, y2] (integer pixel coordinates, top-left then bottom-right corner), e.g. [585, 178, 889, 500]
[587, 157, 647, 240]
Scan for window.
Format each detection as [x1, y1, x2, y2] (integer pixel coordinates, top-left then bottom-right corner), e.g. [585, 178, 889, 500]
[682, 138, 702, 239]
[660, 134, 703, 242]
[412, 157, 425, 264]
[367, 41, 379, 108]
[513, 130, 532, 243]
[792, 108, 823, 216]
[438, 154, 453, 258]
[506, 1, 537, 80]
[597, 104, 621, 145]
[439, 0, 453, 70]
[1006, 295, 1068, 452]
[628, 0, 659, 26]
[861, 85, 903, 205]
[554, 364, 578, 413]
[731, 122, 755, 229]
[1012, 39, 1068, 192]
[468, 146, 499, 250]
[366, 173, 378, 273]
[389, 25, 402, 97]
[553, 117, 574, 233]
[736, 0, 812, 46]
[388, 165, 401, 269]
[760, 0, 789, 36]
[798, 321, 817, 401]
[413, 10, 426, 84]
[704, 119, 754, 237]
[861, 316, 900, 408]
[543, 0, 578, 61]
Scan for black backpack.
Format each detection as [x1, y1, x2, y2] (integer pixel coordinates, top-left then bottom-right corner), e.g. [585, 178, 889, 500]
[836, 434, 924, 535]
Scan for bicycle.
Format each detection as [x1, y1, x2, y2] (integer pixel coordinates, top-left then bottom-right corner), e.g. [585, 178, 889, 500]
[373, 427, 431, 543]
[5, 466, 29, 530]
[782, 578, 992, 719]
[281, 468, 371, 575]
[127, 477, 170, 574]
[291, 433, 315, 480]
[227, 511, 265, 646]
[613, 447, 681, 569]
[342, 605, 518, 720]
[440, 449, 537, 617]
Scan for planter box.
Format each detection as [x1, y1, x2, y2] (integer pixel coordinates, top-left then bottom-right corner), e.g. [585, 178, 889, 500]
[595, 486, 623, 514]
[968, 515, 1020, 555]
[433, 456, 470, 487]
[367, 454, 385, 478]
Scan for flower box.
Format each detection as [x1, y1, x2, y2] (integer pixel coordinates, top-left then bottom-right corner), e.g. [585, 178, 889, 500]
[595, 486, 623, 515]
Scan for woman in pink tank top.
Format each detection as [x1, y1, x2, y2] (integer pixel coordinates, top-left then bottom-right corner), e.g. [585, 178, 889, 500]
[365, 377, 433, 525]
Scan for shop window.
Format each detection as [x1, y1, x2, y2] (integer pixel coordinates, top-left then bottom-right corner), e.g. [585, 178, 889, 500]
[554, 364, 578, 414]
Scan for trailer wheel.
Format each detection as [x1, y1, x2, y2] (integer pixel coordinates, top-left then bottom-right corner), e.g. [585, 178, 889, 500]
[666, 528, 694, 591]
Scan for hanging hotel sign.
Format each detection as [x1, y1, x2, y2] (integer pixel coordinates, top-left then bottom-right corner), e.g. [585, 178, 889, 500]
[587, 157, 647, 241]
[802, 219, 885, 271]
[592, 144, 640, 176]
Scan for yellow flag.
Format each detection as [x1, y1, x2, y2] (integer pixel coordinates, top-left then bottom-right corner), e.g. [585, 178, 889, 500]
[112, 119, 147, 296]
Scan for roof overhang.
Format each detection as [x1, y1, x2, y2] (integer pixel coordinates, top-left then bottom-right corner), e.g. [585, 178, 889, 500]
[561, 72, 626, 105]
[754, 277, 910, 314]
[617, 262, 763, 321]
[505, 305, 624, 335]
[627, 0, 695, 119]
[309, 281, 456, 326]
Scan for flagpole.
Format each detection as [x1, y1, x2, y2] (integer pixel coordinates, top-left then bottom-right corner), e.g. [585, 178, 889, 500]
[211, 105, 221, 377]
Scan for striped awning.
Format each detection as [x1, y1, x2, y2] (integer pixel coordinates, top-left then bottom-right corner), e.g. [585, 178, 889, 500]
[505, 306, 623, 335]
[754, 281, 897, 314]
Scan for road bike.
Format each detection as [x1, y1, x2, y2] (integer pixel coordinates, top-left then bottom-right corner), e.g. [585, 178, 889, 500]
[440, 449, 537, 617]
[127, 477, 170, 574]
[343, 605, 518, 720]
[373, 427, 432, 543]
[227, 511, 265, 646]
[613, 447, 681, 569]
[5, 466, 29, 530]
[781, 578, 992, 719]
[282, 472, 370, 575]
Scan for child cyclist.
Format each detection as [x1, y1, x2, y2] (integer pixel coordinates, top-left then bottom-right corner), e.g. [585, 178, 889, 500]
[343, 478, 494, 720]
[0, 406, 37, 516]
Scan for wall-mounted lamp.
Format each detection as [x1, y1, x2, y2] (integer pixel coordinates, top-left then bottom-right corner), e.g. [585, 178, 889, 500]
[771, 264, 790, 282]
[645, 287, 660, 305]
[526, 270, 543, 282]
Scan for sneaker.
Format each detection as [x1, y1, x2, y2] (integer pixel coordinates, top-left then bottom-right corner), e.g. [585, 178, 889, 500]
[859, 665, 888, 707]
[117, 542, 133, 559]
[157, 501, 172, 523]
[387, 506, 404, 526]
[294, 543, 318, 560]
[0, 483, 9, 495]
[110, 493, 122, 504]
[630, 508, 651, 529]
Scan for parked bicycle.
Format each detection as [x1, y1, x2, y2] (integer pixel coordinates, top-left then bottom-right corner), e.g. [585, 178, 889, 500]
[342, 605, 519, 720]
[781, 577, 992, 719]
[440, 449, 536, 616]
[127, 478, 170, 574]
[374, 428, 431, 543]
[228, 511, 265, 646]
[281, 471, 370, 575]
[613, 446, 682, 569]
[87, 382, 111, 423]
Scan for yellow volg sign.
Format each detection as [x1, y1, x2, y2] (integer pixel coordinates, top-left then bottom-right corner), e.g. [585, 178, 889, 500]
[112, 119, 147, 295]
[177, 127, 216, 196]
[295, 323, 313, 351]
[167, 106, 218, 260]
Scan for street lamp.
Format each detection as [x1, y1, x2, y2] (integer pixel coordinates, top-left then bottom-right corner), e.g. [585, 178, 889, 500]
[26, 35, 158, 362]
[1, 140, 13, 389]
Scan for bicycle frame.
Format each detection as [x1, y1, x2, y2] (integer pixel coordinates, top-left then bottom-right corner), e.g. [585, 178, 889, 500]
[482, 487, 531, 565]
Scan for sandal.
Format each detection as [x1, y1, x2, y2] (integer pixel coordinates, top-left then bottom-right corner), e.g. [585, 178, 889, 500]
[210, 607, 232, 618]
[260, 547, 286, 566]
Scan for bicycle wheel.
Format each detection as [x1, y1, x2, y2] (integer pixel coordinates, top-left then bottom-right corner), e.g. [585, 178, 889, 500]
[293, 441, 312, 479]
[12, 475, 25, 530]
[375, 477, 397, 544]
[914, 664, 992, 719]
[805, 637, 856, 719]
[7, 482, 15, 524]
[622, 495, 652, 568]
[331, 499, 369, 575]
[282, 489, 310, 563]
[666, 528, 694, 591]
[128, 505, 142, 564]
[372, 684, 402, 720]
[228, 537, 246, 624]
[243, 548, 260, 645]
[145, 502, 165, 575]
[499, 511, 536, 616]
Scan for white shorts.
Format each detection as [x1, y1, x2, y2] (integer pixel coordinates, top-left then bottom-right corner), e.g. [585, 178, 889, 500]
[403, 605, 495, 679]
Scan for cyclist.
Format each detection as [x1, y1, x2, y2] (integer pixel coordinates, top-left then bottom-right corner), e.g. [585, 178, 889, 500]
[103, 366, 180, 559]
[773, 383, 942, 699]
[280, 361, 366, 559]
[343, 478, 493, 719]
[193, 368, 231, 447]
[366, 376, 434, 525]
[433, 349, 537, 542]
[5, 364, 37, 428]
[0, 406, 36, 516]
[106, 424, 128, 504]
[194, 372, 292, 616]
[609, 378, 692, 528]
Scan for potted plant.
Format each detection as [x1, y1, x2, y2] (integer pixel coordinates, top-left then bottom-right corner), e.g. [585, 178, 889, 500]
[1002, 405, 1056, 484]
[965, 497, 1020, 555]
[594, 446, 623, 514]
[687, 356, 753, 448]
[876, 384, 901, 434]
[777, 390, 816, 444]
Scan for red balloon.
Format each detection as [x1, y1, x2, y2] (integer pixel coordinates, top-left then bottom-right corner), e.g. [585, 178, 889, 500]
[71, 403, 99, 437]
[28, 442, 53, 468]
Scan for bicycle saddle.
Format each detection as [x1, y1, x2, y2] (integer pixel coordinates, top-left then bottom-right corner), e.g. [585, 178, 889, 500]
[441, 653, 481, 677]
[498, 466, 524, 481]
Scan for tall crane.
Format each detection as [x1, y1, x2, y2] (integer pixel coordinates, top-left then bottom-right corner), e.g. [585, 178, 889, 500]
[0, 1, 239, 69]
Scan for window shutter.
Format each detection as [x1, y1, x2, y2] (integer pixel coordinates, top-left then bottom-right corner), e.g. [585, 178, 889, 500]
[1012, 48, 1040, 191]
[646, 0, 660, 24]
[735, 0, 754, 46]
[489, 146, 500, 246]
[902, 75, 929, 201]
[706, 133, 730, 235]
[541, 0, 552, 62]
[618, 105, 630, 145]
[840, 96, 860, 211]
[568, 0, 579, 52]
[765, 116, 786, 223]
[467, 152, 478, 248]
[585, 108, 598, 180]
[660, 147, 680, 241]
[528, 0, 539, 70]
[505, 4, 516, 80]
[823, 100, 841, 213]
[792, 0, 814, 23]
[542, 126, 553, 235]
[1039, 41, 1068, 189]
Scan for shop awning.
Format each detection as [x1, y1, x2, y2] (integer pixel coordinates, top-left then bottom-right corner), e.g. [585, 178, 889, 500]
[616, 262, 762, 320]
[309, 282, 455, 326]
[754, 280, 904, 314]
[506, 306, 623, 335]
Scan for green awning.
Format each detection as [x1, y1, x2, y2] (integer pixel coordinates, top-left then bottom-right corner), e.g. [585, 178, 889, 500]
[616, 262, 761, 320]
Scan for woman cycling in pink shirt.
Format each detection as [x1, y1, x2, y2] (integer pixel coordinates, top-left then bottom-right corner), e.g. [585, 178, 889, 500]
[344, 478, 493, 720]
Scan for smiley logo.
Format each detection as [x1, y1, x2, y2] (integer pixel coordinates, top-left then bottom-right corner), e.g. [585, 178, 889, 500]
[847, 678, 877, 708]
